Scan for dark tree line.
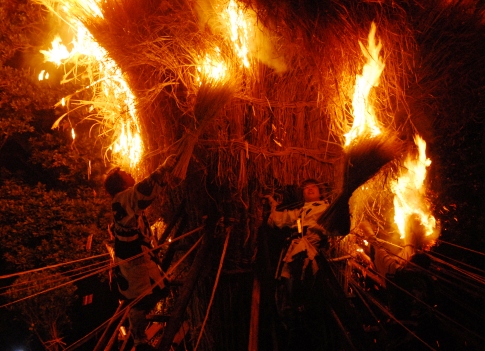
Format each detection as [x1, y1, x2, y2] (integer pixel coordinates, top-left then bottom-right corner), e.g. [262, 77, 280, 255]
[1, 1, 114, 349]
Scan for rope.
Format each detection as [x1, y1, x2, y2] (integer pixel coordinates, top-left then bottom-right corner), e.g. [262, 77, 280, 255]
[0, 259, 111, 296]
[65, 235, 205, 350]
[350, 278, 437, 351]
[0, 262, 111, 309]
[0, 253, 109, 280]
[437, 239, 485, 257]
[345, 252, 485, 345]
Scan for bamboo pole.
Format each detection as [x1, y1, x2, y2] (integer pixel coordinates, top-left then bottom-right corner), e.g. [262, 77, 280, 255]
[158, 230, 214, 351]
[92, 302, 125, 351]
[104, 303, 131, 351]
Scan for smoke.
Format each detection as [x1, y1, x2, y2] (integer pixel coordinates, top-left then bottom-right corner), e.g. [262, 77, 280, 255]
[251, 21, 288, 73]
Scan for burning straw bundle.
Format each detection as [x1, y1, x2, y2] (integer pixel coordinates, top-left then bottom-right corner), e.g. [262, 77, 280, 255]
[318, 132, 402, 236]
[171, 79, 236, 180]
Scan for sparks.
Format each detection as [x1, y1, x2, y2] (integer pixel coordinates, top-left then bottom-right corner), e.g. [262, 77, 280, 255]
[38, 70, 49, 81]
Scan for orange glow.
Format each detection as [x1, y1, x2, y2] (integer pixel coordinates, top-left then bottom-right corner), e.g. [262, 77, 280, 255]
[196, 0, 250, 85]
[112, 121, 143, 168]
[60, 0, 104, 19]
[391, 135, 437, 240]
[345, 22, 385, 146]
[197, 0, 286, 72]
[223, 0, 252, 68]
[40, 35, 70, 66]
[38, 0, 142, 168]
[38, 70, 49, 81]
[197, 47, 228, 83]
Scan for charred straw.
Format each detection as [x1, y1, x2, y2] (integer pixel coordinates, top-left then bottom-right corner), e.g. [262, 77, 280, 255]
[318, 132, 402, 236]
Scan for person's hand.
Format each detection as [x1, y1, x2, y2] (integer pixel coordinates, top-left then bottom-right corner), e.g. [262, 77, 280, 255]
[359, 221, 377, 243]
[356, 250, 374, 268]
[161, 154, 177, 171]
[263, 195, 278, 211]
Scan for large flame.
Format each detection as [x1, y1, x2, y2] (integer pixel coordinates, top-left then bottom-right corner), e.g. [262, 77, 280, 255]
[195, 0, 250, 85]
[196, 0, 286, 73]
[38, 0, 142, 168]
[223, 0, 251, 68]
[392, 135, 437, 240]
[345, 22, 385, 146]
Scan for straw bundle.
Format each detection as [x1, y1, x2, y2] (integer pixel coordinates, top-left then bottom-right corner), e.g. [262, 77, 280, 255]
[171, 79, 236, 180]
[318, 132, 402, 236]
[345, 133, 402, 193]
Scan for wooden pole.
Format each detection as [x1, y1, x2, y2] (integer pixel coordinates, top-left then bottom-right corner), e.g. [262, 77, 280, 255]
[248, 274, 261, 351]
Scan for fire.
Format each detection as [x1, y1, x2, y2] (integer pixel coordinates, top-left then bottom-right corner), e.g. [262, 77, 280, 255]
[38, 70, 49, 81]
[197, 47, 228, 83]
[344, 22, 385, 146]
[61, 0, 104, 19]
[197, 0, 286, 72]
[224, 0, 251, 68]
[40, 35, 70, 66]
[392, 135, 437, 240]
[196, 0, 252, 85]
[69, 23, 105, 61]
[37, 0, 142, 168]
[112, 121, 142, 167]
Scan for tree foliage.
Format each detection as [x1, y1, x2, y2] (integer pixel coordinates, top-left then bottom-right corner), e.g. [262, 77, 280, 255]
[6, 271, 78, 351]
[0, 1, 113, 349]
[0, 0, 111, 272]
[1, 0, 54, 143]
[0, 178, 110, 271]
